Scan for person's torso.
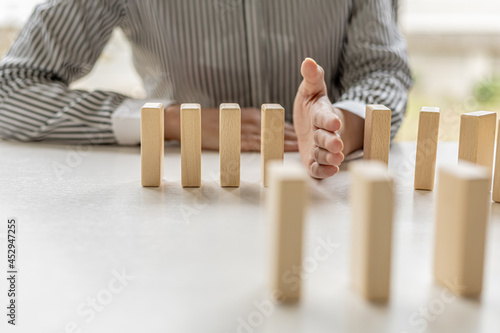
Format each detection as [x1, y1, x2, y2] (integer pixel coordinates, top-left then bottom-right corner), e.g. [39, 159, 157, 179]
[120, 0, 351, 119]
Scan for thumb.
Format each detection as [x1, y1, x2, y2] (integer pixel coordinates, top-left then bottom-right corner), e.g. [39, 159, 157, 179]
[300, 57, 327, 98]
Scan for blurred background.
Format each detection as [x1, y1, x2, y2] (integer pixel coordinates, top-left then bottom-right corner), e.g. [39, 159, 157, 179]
[1, 0, 499, 141]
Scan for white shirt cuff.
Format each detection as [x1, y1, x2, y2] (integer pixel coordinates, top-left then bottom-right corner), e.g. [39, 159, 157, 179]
[332, 100, 366, 119]
[111, 99, 174, 145]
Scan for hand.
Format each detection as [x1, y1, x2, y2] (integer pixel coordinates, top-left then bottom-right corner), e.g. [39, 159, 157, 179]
[164, 105, 299, 152]
[293, 58, 363, 179]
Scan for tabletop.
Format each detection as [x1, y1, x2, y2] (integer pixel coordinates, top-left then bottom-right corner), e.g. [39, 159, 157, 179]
[0, 141, 499, 333]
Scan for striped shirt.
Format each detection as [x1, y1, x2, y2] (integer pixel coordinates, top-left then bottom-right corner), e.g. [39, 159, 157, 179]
[0, 0, 412, 145]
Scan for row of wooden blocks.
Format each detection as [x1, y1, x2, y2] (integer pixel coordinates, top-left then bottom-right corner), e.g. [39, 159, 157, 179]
[362, 106, 500, 200]
[363, 106, 500, 200]
[140, 103, 285, 188]
[140, 103, 395, 187]
[414, 108, 500, 201]
[141, 102, 500, 194]
[269, 160, 490, 302]
[269, 106, 498, 302]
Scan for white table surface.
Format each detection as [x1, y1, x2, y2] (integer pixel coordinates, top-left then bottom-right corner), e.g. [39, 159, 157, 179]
[0, 141, 499, 333]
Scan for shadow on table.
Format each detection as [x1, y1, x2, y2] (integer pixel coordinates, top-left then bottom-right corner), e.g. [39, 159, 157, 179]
[229, 181, 264, 205]
[345, 293, 391, 333]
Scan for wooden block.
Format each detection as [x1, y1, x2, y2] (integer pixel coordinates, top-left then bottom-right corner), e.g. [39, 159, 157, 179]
[414, 107, 440, 190]
[363, 105, 392, 164]
[458, 111, 496, 171]
[268, 161, 308, 302]
[181, 103, 201, 188]
[434, 162, 490, 297]
[350, 161, 394, 302]
[220, 103, 241, 187]
[261, 104, 285, 187]
[492, 119, 500, 202]
[141, 103, 164, 187]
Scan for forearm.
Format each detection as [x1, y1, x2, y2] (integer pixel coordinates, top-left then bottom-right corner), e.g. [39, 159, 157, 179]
[164, 104, 297, 152]
[338, 70, 411, 140]
[333, 107, 364, 156]
[0, 77, 126, 143]
[164, 104, 181, 141]
[164, 104, 220, 150]
[336, 0, 412, 143]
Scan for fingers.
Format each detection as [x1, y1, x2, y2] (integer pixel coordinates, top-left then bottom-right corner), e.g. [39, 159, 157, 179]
[241, 123, 260, 136]
[309, 129, 344, 179]
[241, 121, 297, 152]
[284, 140, 299, 152]
[285, 122, 297, 141]
[313, 129, 343, 153]
[312, 103, 341, 132]
[313, 147, 344, 166]
[241, 134, 261, 152]
[309, 162, 339, 180]
[241, 107, 261, 126]
[242, 136, 298, 152]
[299, 57, 327, 98]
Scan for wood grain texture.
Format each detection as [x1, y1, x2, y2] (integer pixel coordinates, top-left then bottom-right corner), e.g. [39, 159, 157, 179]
[434, 163, 490, 297]
[141, 103, 164, 187]
[350, 161, 394, 302]
[363, 105, 392, 164]
[181, 103, 201, 188]
[493, 120, 500, 202]
[414, 107, 440, 190]
[220, 103, 241, 187]
[268, 161, 308, 302]
[458, 111, 496, 171]
[261, 104, 285, 187]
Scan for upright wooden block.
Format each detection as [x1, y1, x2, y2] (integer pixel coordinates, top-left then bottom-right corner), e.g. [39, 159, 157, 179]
[414, 107, 440, 190]
[363, 105, 392, 164]
[141, 103, 164, 187]
[268, 161, 308, 302]
[492, 120, 500, 202]
[220, 103, 241, 187]
[458, 111, 496, 171]
[350, 161, 394, 302]
[261, 104, 285, 187]
[181, 103, 201, 188]
[434, 163, 490, 297]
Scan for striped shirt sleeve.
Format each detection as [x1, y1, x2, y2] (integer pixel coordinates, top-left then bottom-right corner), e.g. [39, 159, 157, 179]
[0, 0, 128, 144]
[334, 0, 413, 140]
